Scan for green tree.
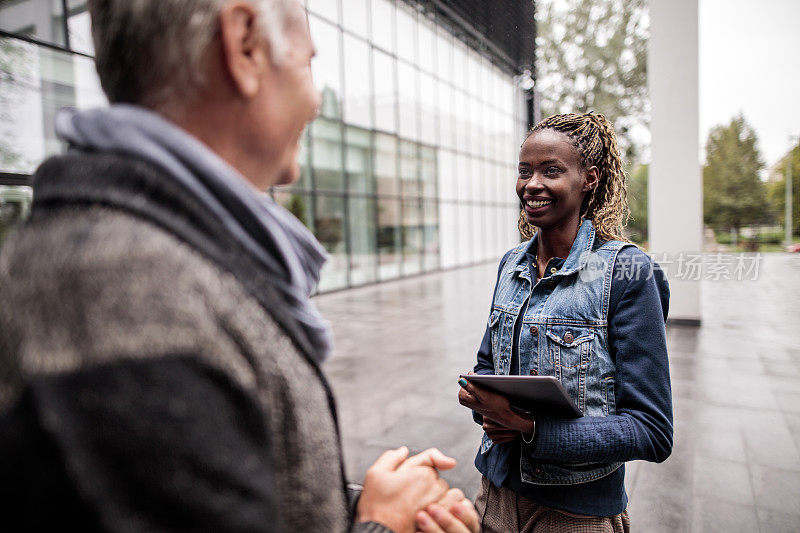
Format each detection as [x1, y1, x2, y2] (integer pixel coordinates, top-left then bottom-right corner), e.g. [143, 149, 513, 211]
[702, 115, 769, 238]
[766, 143, 800, 237]
[536, 0, 648, 161]
[286, 194, 308, 228]
[626, 163, 648, 245]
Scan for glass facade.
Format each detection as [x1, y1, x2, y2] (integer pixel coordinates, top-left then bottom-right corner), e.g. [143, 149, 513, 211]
[0, 0, 528, 292]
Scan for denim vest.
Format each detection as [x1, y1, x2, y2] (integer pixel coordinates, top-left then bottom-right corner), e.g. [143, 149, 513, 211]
[480, 220, 633, 485]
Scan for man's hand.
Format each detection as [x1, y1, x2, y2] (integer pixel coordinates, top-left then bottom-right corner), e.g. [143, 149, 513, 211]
[458, 375, 534, 435]
[415, 488, 480, 533]
[356, 447, 453, 533]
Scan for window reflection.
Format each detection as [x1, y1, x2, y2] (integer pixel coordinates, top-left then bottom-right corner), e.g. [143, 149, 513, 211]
[396, 3, 416, 64]
[377, 198, 400, 280]
[397, 61, 418, 141]
[346, 127, 373, 194]
[371, 0, 394, 53]
[372, 49, 396, 133]
[312, 118, 344, 191]
[343, 35, 372, 129]
[348, 196, 377, 285]
[309, 15, 342, 119]
[399, 140, 419, 197]
[315, 194, 348, 291]
[308, 0, 339, 24]
[341, 0, 368, 38]
[402, 198, 422, 275]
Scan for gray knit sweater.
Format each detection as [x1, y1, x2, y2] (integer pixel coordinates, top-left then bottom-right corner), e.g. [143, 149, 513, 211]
[0, 152, 390, 532]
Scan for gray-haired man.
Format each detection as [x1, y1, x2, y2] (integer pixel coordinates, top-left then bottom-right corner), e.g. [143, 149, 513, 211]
[0, 1, 477, 531]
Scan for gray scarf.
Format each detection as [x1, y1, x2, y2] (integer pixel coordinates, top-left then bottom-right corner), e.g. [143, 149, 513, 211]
[55, 104, 333, 363]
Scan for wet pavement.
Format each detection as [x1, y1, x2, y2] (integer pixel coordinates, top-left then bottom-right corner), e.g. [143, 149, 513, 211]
[316, 253, 800, 533]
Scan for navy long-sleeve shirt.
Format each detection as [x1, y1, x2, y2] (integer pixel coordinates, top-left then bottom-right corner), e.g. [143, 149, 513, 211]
[473, 245, 673, 516]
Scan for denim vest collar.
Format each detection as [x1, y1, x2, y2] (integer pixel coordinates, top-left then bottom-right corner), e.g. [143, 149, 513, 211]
[511, 219, 597, 282]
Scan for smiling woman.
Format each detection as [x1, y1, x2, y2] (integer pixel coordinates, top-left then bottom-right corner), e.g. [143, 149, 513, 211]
[458, 112, 673, 533]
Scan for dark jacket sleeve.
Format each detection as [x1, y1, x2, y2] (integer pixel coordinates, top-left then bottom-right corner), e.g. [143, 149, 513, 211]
[522, 249, 674, 464]
[23, 355, 282, 532]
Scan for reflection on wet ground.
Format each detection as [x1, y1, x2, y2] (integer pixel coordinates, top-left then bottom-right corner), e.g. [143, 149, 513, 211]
[317, 253, 800, 532]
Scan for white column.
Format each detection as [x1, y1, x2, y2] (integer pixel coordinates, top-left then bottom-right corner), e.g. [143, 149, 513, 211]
[648, 0, 702, 324]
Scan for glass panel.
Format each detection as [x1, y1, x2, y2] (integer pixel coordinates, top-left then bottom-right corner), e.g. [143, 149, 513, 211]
[467, 50, 481, 100]
[348, 196, 377, 285]
[401, 198, 422, 275]
[0, 185, 33, 246]
[315, 194, 348, 291]
[452, 41, 468, 92]
[309, 16, 342, 119]
[377, 197, 401, 280]
[371, 0, 394, 53]
[343, 34, 371, 129]
[274, 190, 314, 230]
[372, 49, 396, 133]
[455, 153, 469, 203]
[399, 140, 419, 197]
[420, 145, 437, 198]
[396, 61, 418, 141]
[471, 157, 483, 203]
[438, 201, 457, 268]
[341, 0, 369, 38]
[286, 128, 312, 191]
[395, 2, 416, 64]
[1, 40, 105, 175]
[308, 0, 339, 24]
[374, 133, 397, 196]
[417, 16, 435, 74]
[436, 149, 454, 207]
[435, 27, 453, 87]
[346, 126, 373, 194]
[66, 8, 93, 56]
[311, 117, 344, 191]
[453, 90, 468, 152]
[437, 80, 453, 150]
[419, 71, 437, 146]
[457, 204, 472, 264]
[422, 199, 439, 271]
[1, 0, 67, 48]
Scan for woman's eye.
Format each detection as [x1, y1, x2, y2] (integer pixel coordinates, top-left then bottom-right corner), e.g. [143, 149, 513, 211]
[544, 166, 561, 175]
[518, 168, 531, 177]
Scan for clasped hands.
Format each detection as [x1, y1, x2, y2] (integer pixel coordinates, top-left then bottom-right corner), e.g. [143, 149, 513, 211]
[357, 446, 479, 533]
[457, 372, 535, 444]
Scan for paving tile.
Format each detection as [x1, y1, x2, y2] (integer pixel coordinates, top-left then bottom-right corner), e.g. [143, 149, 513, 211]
[695, 425, 747, 463]
[692, 456, 754, 505]
[691, 496, 759, 533]
[751, 464, 800, 515]
[756, 508, 800, 533]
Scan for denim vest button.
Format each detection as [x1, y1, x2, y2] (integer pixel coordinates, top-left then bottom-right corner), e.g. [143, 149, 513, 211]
[530, 325, 538, 335]
[564, 331, 574, 343]
[529, 369, 538, 376]
[535, 466, 544, 475]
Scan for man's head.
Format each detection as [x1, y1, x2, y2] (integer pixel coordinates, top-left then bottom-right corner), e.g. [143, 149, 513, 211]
[88, 0, 320, 189]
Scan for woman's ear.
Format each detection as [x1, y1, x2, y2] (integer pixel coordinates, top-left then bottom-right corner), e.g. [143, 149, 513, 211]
[583, 165, 599, 193]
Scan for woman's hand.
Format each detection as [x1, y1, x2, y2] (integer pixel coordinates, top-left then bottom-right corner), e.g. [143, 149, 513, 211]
[482, 417, 520, 444]
[458, 375, 534, 435]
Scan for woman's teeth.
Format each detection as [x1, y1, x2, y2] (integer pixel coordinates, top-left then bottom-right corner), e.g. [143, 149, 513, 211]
[527, 200, 552, 208]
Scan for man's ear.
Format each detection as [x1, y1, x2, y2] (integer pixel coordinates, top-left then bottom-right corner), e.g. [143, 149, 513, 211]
[218, 1, 270, 98]
[583, 165, 599, 193]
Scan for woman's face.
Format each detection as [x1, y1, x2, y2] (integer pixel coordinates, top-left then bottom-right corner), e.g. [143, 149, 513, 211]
[516, 129, 598, 232]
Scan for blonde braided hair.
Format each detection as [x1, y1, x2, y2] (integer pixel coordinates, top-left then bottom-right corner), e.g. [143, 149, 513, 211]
[517, 112, 631, 243]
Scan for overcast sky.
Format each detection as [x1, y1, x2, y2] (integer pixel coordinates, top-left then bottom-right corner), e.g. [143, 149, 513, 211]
[700, 0, 800, 169]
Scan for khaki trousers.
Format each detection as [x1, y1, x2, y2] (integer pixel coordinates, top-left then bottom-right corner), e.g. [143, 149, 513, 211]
[474, 477, 631, 533]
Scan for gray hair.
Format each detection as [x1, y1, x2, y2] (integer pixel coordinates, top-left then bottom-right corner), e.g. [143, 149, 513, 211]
[88, 0, 296, 110]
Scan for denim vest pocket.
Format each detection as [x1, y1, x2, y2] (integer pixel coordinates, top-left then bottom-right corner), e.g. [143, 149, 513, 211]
[545, 326, 594, 370]
[488, 310, 504, 371]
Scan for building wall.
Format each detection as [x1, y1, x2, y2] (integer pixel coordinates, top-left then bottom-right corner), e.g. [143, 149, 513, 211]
[0, 0, 528, 292]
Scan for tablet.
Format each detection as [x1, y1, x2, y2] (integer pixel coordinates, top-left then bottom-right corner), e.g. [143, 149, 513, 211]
[460, 374, 582, 418]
